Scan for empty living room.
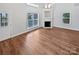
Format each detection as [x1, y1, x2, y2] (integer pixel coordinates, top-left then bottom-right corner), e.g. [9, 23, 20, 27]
[0, 3, 79, 55]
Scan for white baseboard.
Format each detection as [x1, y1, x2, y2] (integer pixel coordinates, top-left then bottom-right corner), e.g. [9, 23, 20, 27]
[54, 26, 79, 31]
[1, 26, 78, 42]
[0, 30, 27, 42]
[0, 36, 10, 41]
[0, 26, 40, 42]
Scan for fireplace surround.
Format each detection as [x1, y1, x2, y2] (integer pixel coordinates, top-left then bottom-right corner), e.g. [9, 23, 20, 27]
[43, 20, 52, 28]
[44, 21, 51, 27]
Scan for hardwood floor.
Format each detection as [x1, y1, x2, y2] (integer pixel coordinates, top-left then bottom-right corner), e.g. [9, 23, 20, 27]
[0, 27, 79, 55]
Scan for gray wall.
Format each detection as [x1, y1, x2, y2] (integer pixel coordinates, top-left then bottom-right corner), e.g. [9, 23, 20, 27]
[54, 3, 79, 31]
[0, 3, 39, 41]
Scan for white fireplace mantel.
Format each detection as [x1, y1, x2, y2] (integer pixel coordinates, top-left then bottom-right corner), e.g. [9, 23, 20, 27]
[43, 9, 53, 28]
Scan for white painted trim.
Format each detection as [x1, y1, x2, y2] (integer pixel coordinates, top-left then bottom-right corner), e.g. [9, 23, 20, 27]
[0, 30, 27, 42]
[42, 9, 53, 28]
[1, 25, 79, 42]
[0, 26, 40, 42]
[0, 36, 10, 41]
[54, 25, 79, 31]
[27, 3, 39, 8]
[27, 26, 40, 32]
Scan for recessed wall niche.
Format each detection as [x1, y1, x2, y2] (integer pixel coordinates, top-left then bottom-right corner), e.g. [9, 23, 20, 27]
[0, 12, 8, 27]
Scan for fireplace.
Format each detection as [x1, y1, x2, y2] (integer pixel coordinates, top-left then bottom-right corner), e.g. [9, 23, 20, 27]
[44, 21, 51, 28]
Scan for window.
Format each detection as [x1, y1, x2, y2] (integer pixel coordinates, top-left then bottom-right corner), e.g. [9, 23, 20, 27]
[34, 14, 38, 19]
[27, 13, 39, 29]
[0, 12, 8, 27]
[63, 13, 70, 24]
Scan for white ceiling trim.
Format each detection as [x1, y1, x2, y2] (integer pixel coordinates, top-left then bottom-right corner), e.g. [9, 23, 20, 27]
[27, 3, 39, 8]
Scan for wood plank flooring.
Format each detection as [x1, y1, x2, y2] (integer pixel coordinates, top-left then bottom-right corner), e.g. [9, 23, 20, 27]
[0, 27, 79, 55]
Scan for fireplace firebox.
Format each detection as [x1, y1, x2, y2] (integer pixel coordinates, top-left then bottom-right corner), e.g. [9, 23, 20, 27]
[44, 21, 51, 27]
